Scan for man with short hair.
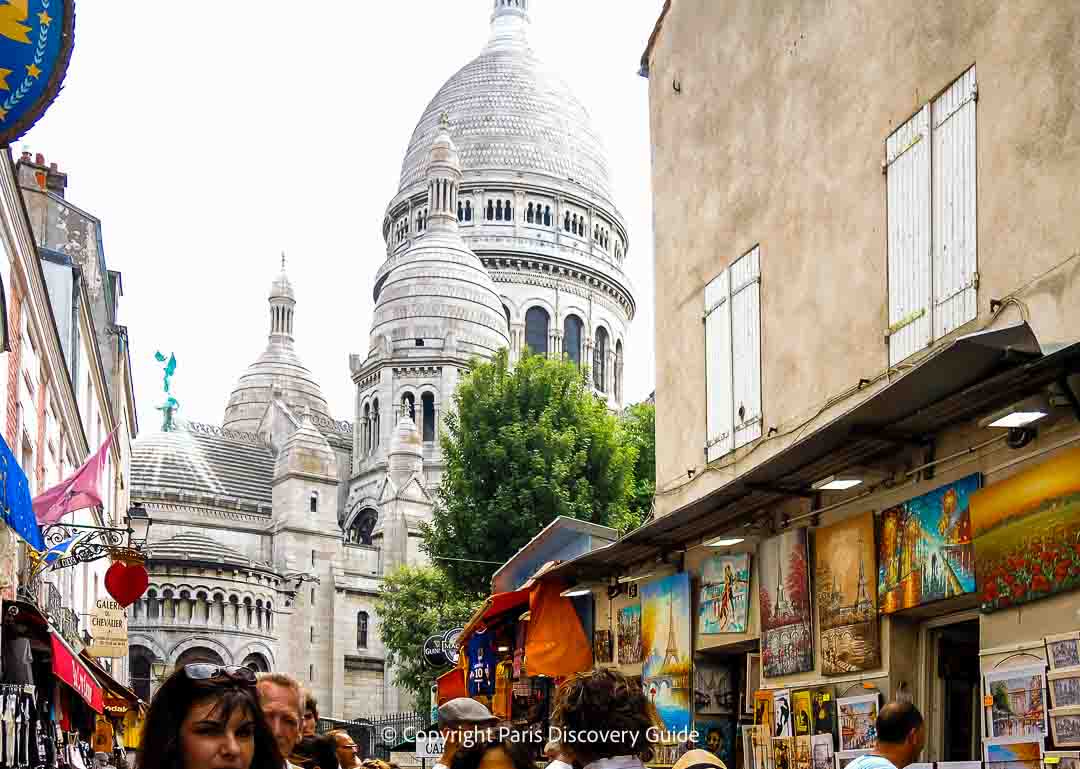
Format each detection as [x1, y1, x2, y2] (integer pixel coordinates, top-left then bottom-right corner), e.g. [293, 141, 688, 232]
[848, 702, 926, 769]
[433, 698, 498, 769]
[258, 672, 305, 769]
[303, 693, 320, 737]
[544, 740, 573, 769]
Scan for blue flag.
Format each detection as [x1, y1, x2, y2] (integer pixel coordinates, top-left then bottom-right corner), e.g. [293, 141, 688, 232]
[41, 530, 90, 565]
[0, 433, 44, 551]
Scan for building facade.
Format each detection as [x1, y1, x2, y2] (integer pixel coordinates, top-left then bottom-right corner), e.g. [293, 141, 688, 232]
[128, 0, 636, 719]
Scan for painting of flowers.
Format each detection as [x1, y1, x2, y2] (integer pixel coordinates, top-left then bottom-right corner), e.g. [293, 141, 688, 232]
[971, 446, 1080, 612]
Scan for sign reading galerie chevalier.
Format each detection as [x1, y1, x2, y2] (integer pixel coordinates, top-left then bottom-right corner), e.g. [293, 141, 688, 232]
[88, 598, 128, 658]
[0, 0, 75, 146]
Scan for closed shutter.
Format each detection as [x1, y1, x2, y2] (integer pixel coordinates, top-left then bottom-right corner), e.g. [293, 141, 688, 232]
[704, 270, 733, 462]
[932, 65, 978, 338]
[886, 105, 932, 366]
[731, 246, 762, 449]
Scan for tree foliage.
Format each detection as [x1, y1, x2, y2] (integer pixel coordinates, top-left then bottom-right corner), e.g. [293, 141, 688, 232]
[422, 349, 639, 594]
[616, 402, 655, 533]
[373, 565, 483, 701]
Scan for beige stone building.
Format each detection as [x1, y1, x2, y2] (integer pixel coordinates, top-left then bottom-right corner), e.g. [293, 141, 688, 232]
[544, 2, 1080, 763]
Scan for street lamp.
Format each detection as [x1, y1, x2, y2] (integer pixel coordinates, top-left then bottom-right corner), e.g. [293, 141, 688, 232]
[125, 503, 152, 549]
[151, 661, 168, 681]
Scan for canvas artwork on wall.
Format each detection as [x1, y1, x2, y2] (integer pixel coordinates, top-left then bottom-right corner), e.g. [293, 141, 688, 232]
[811, 733, 835, 769]
[984, 735, 1044, 769]
[985, 664, 1048, 738]
[1043, 752, 1080, 769]
[759, 529, 814, 677]
[749, 725, 771, 769]
[835, 750, 871, 769]
[1047, 633, 1080, 670]
[741, 726, 764, 769]
[754, 690, 774, 735]
[794, 735, 813, 769]
[774, 736, 794, 769]
[774, 689, 794, 738]
[837, 694, 879, 751]
[745, 653, 761, 715]
[793, 690, 814, 736]
[1051, 707, 1080, 748]
[815, 512, 881, 674]
[642, 573, 692, 732]
[618, 604, 643, 664]
[700, 553, 752, 634]
[878, 474, 980, 614]
[812, 686, 837, 741]
[695, 659, 735, 714]
[696, 718, 736, 768]
[971, 446, 1080, 612]
[1049, 668, 1080, 708]
[594, 629, 613, 663]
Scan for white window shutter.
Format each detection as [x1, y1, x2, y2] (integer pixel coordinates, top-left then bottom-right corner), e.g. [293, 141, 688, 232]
[932, 65, 978, 338]
[704, 270, 733, 462]
[731, 246, 762, 449]
[886, 105, 932, 366]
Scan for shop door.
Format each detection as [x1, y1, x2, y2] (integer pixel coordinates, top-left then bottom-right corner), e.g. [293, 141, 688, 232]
[926, 619, 979, 761]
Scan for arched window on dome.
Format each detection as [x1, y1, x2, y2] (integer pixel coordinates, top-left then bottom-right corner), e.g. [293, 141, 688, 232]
[495, 200, 503, 221]
[422, 393, 436, 443]
[465, 201, 473, 222]
[309, 492, 318, 513]
[571, 214, 577, 235]
[347, 509, 377, 546]
[544, 206, 552, 226]
[564, 314, 583, 367]
[615, 340, 624, 402]
[526, 203, 534, 224]
[594, 327, 609, 393]
[503, 304, 512, 330]
[372, 399, 380, 449]
[564, 212, 571, 232]
[524, 307, 550, 356]
[458, 201, 464, 222]
[362, 403, 370, 455]
[487, 200, 495, 221]
[505, 200, 513, 220]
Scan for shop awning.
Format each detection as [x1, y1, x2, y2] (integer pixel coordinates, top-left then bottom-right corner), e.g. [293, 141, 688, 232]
[547, 323, 1080, 581]
[80, 651, 143, 715]
[51, 632, 104, 713]
[460, 589, 530, 646]
[436, 667, 467, 705]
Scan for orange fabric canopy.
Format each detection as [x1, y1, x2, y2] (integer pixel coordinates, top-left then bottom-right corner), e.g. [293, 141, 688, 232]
[436, 667, 467, 705]
[459, 588, 531, 646]
[524, 580, 592, 677]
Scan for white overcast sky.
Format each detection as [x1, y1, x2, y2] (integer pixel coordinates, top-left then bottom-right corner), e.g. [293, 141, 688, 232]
[18, 1, 662, 433]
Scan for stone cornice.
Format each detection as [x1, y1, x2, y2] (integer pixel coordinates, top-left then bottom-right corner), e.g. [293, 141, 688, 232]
[135, 499, 273, 525]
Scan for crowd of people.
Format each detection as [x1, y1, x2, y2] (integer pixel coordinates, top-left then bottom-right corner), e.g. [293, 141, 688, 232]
[130, 664, 924, 769]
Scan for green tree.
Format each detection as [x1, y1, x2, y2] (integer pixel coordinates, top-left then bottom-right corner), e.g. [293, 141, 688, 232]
[615, 401, 655, 533]
[423, 349, 638, 594]
[373, 565, 482, 701]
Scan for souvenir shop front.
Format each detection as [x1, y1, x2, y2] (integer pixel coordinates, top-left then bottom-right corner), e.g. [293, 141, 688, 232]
[1, 600, 105, 769]
[80, 652, 145, 764]
[544, 335, 1080, 769]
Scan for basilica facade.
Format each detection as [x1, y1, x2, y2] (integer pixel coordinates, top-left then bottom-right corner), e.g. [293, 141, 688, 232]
[128, 0, 636, 718]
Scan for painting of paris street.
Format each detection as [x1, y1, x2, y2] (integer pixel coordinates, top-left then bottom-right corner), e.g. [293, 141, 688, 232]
[985, 664, 1047, 738]
[758, 529, 814, 677]
[815, 512, 880, 674]
[878, 474, 980, 614]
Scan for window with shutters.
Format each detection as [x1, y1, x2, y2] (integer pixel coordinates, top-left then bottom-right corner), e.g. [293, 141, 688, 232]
[704, 245, 763, 462]
[886, 66, 977, 365]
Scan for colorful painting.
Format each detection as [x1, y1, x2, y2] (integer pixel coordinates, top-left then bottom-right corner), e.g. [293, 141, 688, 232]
[1051, 707, 1080, 747]
[815, 512, 881, 673]
[774, 737, 794, 769]
[759, 529, 814, 677]
[793, 735, 813, 769]
[695, 659, 735, 714]
[700, 553, 752, 633]
[837, 694, 878, 751]
[594, 629, 613, 663]
[811, 686, 837, 739]
[985, 664, 1047, 737]
[742, 726, 767, 769]
[745, 653, 761, 715]
[811, 734, 834, 769]
[774, 689, 794, 738]
[748, 725, 771, 769]
[835, 751, 870, 769]
[985, 735, 1044, 768]
[878, 474, 980, 613]
[618, 604, 643, 664]
[1044, 752, 1080, 769]
[792, 690, 814, 736]
[642, 573, 692, 732]
[1050, 668, 1080, 708]
[1047, 633, 1080, 670]
[754, 690, 774, 735]
[972, 447, 1080, 612]
[696, 718, 736, 768]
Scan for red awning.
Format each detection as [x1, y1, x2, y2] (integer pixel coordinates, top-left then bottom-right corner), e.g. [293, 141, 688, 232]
[459, 589, 531, 646]
[51, 633, 104, 713]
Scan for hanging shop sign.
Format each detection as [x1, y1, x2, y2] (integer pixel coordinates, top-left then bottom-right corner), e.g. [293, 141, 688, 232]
[87, 598, 127, 658]
[423, 635, 448, 668]
[102, 696, 130, 716]
[442, 627, 463, 665]
[0, 0, 76, 146]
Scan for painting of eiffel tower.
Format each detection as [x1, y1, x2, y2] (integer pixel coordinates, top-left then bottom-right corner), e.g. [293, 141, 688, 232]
[642, 573, 692, 732]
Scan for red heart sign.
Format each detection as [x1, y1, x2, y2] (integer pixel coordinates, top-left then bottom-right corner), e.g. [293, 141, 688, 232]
[104, 561, 149, 607]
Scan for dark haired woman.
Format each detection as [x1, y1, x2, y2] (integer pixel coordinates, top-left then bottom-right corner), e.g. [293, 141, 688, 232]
[292, 734, 339, 769]
[552, 668, 655, 769]
[449, 740, 535, 769]
[136, 664, 283, 769]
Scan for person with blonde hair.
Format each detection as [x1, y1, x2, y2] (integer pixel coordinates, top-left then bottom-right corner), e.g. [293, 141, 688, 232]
[257, 673, 304, 769]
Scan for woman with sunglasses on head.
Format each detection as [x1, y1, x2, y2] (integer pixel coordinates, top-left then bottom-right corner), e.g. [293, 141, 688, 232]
[137, 664, 283, 769]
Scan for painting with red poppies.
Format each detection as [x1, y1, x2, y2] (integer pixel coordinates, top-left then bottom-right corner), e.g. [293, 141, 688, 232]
[971, 446, 1080, 612]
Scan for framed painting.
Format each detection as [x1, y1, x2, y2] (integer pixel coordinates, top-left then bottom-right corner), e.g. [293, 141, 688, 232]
[695, 658, 736, 714]
[594, 629, 613, 664]
[1051, 706, 1080, 748]
[815, 512, 880, 674]
[811, 686, 837, 740]
[696, 718, 736, 768]
[972, 447, 1080, 612]
[617, 604, 643, 665]
[642, 573, 692, 732]
[1044, 752, 1080, 769]
[810, 734, 834, 769]
[985, 663, 1047, 737]
[745, 653, 761, 715]
[774, 689, 794, 738]
[793, 690, 814, 736]
[794, 735, 813, 769]
[754, 690, 774, 734]
[774, 737, 794, 769]
[700, 552, 752, 633]
[1050, 667, 1080, 708]
[985, 735, 1044, 769]
[837, 693, 879, 751]
[1048, 632, 1080, 671]
[878, 474, 981, 614]
[749, 725, 771, 769]
[759, 529, 814, 677]
[834, 750, 870, 769]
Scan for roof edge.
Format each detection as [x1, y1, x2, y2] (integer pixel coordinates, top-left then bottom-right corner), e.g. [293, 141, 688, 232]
[639, 0, 672, 78]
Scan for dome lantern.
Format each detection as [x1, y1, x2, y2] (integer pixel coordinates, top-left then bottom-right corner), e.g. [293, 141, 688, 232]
[424, 113, 462, 236]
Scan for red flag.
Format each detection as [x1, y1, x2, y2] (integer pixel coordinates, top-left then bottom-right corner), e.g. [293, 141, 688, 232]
[33, 428, 117, 526]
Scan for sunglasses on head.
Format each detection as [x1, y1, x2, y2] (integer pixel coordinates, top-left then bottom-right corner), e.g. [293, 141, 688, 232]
[184, 664, 257, 685]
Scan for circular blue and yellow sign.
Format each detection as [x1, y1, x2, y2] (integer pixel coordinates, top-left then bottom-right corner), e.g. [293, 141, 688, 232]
[0, 0, 74, 146]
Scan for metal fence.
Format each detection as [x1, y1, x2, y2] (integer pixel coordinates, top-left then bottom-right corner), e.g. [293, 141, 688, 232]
[319, 712, 427, 762]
